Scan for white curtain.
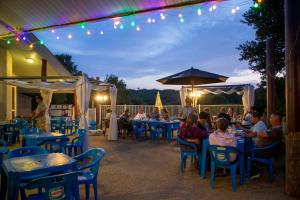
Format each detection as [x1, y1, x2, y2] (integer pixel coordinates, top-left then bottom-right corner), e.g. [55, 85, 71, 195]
[180, 87, 187, 107]
[75, 76, 91, 150]
[40, 90, 53, 132]
[242, 85, 255, 113]
[108, 85, 118, 140]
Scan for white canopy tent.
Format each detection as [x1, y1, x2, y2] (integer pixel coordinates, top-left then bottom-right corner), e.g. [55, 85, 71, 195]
[180, 84, 255, 113]
[5, 75, 118, 149]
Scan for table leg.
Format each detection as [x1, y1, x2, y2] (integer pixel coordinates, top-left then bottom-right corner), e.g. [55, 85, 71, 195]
[167, 125, 172, 143]
[0, 167, 7, 199]
[200, 139, 209, 178]
[7, 173, 19, 200]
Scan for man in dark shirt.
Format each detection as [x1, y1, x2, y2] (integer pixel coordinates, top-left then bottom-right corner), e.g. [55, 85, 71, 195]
[198, 111, 209, 131]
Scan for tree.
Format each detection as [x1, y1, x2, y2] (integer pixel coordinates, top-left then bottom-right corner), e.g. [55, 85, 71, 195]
[55, 54, 82, 75]
[104, 74, 128, 104]
[237, 0, 285, 114]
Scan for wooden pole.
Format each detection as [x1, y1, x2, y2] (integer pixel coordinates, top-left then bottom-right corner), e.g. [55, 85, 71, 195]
[266, 37, 276, 123]
[284, 0, 300, 197]
[41, 59, 47, 82]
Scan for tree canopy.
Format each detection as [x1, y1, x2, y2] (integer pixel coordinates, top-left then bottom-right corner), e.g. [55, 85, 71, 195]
[55, 54, 82, 75]
[238, 0, 285, 113]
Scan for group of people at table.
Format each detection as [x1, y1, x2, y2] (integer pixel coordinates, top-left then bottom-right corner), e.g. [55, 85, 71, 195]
[178, 97, 283, 179]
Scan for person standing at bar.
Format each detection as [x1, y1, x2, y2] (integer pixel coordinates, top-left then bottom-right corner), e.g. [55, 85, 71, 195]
[32, 95, 47, 132]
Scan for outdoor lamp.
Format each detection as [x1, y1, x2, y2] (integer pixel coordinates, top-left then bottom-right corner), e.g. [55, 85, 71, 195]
[95, 94, 108, 102]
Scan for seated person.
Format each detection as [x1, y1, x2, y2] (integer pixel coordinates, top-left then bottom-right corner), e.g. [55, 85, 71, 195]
[198, 111, 210, 132]
[160, 108, 170, 122]
[134, 107, 147, 120]
[217, 107, 231, 122]
[255, 113, 283, 147]
[209, 118, 237, 161]
[242, 106, 255, 128]
[119, 109, 132, 133]
[238, 111, 268, 142]
[179, 113, 208, 149]
[150, 107, 160, 120]
[203, 107, 212, 128]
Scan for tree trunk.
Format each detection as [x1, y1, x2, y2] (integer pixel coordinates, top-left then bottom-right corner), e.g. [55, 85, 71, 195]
[284, 0, 300, 197]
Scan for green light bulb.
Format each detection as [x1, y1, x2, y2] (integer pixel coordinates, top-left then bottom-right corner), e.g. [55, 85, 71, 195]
[120, 24, 124, 29]
[7, 40, 11, 44]
[254, 2, 259, 8]
[131, 22, 135, 27]
[40, 41, 44, 45]
[180, 18, 184, 23]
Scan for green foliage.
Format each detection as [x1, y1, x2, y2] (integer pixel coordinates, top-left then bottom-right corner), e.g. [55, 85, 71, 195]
[104, 74, 128, 104]
[238, 0, 285, 113]
[55, 54, 82, 75]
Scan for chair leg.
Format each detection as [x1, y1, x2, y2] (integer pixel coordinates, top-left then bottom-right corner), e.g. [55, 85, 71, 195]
[230, 166, 237, 192]
[247, 157, 252, 180]
[210, 162, 215, 189]
[67, 146, 73, 156]
[180, 153, 184, 174]
[268, 160, 274, 182]
[93, 179, 98, 200]
[85, 183, 90, 200]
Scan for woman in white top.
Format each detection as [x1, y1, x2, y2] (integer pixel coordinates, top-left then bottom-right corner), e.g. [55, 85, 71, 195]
[209, 118, 237, 161]
[134, 107, 147, 120]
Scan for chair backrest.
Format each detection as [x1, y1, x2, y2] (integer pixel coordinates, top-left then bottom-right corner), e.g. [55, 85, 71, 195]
[177, 136, 198, 152]
[74, 148, 106, 176]
[77, 129, 86, 136]
[209, 145, 239, 166]
[7, 146, 48, 159]
[38, 138, 67, 153]
[24, 172, 79, 200]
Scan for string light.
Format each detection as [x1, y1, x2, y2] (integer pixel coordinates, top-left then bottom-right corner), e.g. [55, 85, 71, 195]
[147, 18, 152, 23]
[178, 13, 183, 18]
[100, 31, 104, 35]
[212, 5, 217, 10]
[67, 33, 72, 39]
[136, 26, 140, 31]
[231, 8, 236, 14]
[16, 37, 20, 42]
[6, 40, 11, 44]
[131, 21, 135, 26]
[209, 7, 213, 12]
[114, 25, 117, 29]
[22, 36, 26, 41]
[160, 13, 166, 20]
[236, 6, 240, 10]
[257, 0, 263, 3]
[51, 29, 55, 33]
[80, 23, 86, 29]
[29, 44, 34, 48]
[253, 2, 259, 8]
[56, 36, 60, 40]
[180, 18, 184, 23]
[39, 40, 44, 45]
[151, 18, 156, 23]
[86, 30, 91, 35]
[120, 24, 124, 29]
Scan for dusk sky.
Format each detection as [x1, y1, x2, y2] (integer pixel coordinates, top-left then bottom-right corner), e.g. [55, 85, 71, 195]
[36, 0, 260, 90]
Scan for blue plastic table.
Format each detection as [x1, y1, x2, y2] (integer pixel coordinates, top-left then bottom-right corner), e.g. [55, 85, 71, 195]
[24, 132, 66, 146]
[0, 153, 77, 200]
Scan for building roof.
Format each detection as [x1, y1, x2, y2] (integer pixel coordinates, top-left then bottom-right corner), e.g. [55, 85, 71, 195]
[0, 0, 221, 36]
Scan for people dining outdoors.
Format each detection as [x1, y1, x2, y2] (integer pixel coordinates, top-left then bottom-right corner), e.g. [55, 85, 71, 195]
[31, 95, 47, 132]
[209, 117, 237, 161]
[150, 107, 160, 120]
[242, 106, 255, 128]
[179, 97, 196, 120]
[203, 107, 212, 128]
[178, 113, 208, 150]
[160, 108, 170, 122]
[118, 109, 133, 135]
[217, 107, 231, 122]
[198, 111, 211, 131]
[134, 107, 148, 120]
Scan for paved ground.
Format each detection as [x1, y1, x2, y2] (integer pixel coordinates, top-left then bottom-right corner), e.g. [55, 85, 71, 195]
[83, 135, 295, 200]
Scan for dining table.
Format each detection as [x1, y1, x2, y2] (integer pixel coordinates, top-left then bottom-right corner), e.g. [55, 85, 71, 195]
[23, 132, 66, 146]
[0, 153, 77, 200]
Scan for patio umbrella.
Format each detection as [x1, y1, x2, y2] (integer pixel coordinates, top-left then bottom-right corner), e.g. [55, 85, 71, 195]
[155, 91, 163, 112]
[156, 67, 228, 88]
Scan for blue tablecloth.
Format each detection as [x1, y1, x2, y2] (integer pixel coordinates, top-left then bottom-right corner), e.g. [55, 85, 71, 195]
[0, 153, 77, 200]
[24, 132, 66, 146]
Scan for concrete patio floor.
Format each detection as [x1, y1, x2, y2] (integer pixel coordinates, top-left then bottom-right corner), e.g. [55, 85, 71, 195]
[84, 135, 295, 200]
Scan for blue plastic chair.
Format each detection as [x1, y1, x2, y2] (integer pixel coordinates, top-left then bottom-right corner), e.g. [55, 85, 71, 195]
[74, 148, 106, 200]
[209, 145, 243, 192]
[132, 121, 147, 141]
[3, 123, 18, 145]
[65, 129, 86, 156]
[38, 137, 68, 153]
[247, 141, 281, 182]
[7, 146, 48, 159]
[22, 172, 79, 200]
[149, 122, 165, 143]
[177, 137, 202, 175]
[90, 120, 97, 130]
[0, 140, 8, 166]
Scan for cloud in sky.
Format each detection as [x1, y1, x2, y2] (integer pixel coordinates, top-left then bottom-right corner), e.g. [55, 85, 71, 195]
[36, 0, 256, 89]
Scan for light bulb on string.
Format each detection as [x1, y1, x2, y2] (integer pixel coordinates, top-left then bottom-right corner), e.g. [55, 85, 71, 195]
[6, 40, 11, 44]
[100, 31, 104, 35]
[197, 8, 202, 16]
[160, 13, 166, 20]
[236, 6, 240, 10]
[51, 29, 55, 33]
[151, 18, 156, 23]
[120, 24, 124, 29]
[180, 18, 184, 23]
[212, 5, 217, 10]
[178, 13, 183, 18]
[39, 40, 44, 45]
[114, 25, 117, 29]
[131, 21, 135, 27]
[209, 7, 213, 12]
[29, 44, 34, 48]
[136, 26, 140, 31]
[114, 20, 120, 26]
[231, 8, 236, 14]
[257, 0, 263, 3]
[147, 18, 152, 23]
[67, 33, 72, 39]
[56, 36, 60, 40]
[22, 36, 26, 41]
[16, 37, 20, 42]
[253, 2, 259, 8]
[86, 30, 91, 35]
[80, 23, 86, 29]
